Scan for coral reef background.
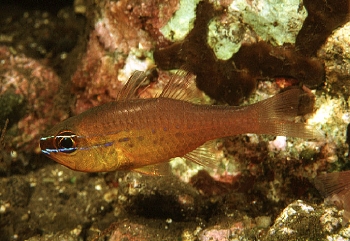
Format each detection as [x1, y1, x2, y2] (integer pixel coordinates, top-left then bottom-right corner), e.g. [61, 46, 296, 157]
[1, 0, 350, 240]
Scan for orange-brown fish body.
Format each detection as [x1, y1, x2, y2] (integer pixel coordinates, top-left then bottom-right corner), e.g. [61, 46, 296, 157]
[41, 98, 253, 171]
[40, 71, 317, 173]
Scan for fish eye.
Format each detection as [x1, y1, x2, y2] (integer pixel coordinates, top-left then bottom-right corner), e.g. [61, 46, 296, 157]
[55, 131, 78, 154]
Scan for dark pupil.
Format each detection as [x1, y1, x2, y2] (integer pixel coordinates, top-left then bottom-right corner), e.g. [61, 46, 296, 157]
[60, 137, 74, 149]
[55, 131, 77, 153]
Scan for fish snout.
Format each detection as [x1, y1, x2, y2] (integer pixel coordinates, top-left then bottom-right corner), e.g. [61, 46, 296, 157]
[40, 136, 55, 155]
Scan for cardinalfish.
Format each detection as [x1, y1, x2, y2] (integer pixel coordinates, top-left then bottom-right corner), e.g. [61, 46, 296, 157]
[315, 170, 350, 224]
[40, 70, 319, 175]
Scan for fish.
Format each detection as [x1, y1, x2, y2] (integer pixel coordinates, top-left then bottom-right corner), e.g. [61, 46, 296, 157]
[315, 170, 350, 224]
[40, 70, 320, 175]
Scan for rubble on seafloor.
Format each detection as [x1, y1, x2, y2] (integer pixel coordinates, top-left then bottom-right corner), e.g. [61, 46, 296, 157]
[1, 0, 350, 240]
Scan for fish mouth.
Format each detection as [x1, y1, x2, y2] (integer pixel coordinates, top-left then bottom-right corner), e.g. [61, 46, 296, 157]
[40, 136, 56, 155]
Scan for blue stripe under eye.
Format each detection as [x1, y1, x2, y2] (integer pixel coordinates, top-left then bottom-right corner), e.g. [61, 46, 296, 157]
[42, 147, 77, 154]
[42, 141, 114, 154]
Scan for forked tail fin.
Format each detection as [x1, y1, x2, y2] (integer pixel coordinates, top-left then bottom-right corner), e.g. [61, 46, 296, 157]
[253, 88, 321, 139]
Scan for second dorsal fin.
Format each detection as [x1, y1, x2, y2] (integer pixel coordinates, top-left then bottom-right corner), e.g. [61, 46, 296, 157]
[159, 69, 199, 103]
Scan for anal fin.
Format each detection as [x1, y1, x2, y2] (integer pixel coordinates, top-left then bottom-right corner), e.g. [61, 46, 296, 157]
[183, 140, 223, 169]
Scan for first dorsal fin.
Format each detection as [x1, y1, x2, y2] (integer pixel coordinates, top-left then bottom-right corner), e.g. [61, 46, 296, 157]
[119, 69, 203, 103]
[117, 71, 149, 101]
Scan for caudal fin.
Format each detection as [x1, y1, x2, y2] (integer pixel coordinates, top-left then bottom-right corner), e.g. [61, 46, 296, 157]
[315, 171, 350, 224]
[253, 88, 321, 139]
[315, 171, 350, 198]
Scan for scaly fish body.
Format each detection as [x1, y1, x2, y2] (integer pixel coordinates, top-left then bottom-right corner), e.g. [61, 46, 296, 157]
[40, 71, 318, 173]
